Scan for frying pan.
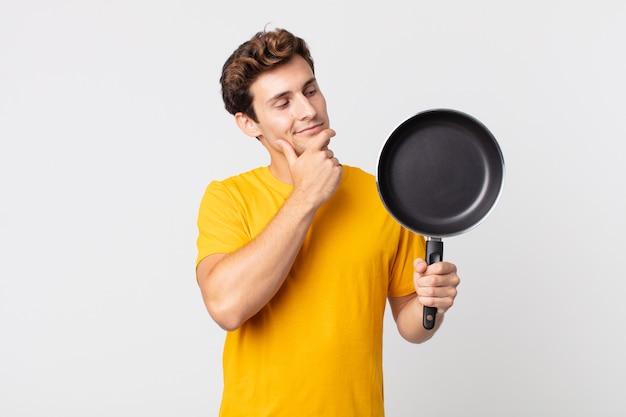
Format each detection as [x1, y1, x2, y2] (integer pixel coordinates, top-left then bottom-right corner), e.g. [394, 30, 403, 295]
[376, 108, 504, 329]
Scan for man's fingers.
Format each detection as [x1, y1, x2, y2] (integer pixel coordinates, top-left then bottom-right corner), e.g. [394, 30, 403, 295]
[315, 128, 336, 150]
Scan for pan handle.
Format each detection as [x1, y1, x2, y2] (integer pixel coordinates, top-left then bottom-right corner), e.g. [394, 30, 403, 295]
[423, 238, 443, 330]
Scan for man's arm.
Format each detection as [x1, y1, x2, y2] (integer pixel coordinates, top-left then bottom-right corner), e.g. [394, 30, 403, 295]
[388, 259, 460, 343]
[196, 131, 342, 331]
[196, 191, 318, 331]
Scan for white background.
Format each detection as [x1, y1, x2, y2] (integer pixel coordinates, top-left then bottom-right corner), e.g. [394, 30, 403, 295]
[1, 1, 625, 416]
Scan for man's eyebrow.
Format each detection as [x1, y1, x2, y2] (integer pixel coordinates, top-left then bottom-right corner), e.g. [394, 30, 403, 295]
[302, 77, 317, 88]
[267, 77, 317, 103]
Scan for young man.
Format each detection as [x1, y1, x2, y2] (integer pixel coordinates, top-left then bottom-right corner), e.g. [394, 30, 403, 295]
[196, 28, 460, 416]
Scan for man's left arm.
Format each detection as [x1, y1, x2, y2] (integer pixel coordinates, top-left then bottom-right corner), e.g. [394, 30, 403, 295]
[388, 259, 460, 343]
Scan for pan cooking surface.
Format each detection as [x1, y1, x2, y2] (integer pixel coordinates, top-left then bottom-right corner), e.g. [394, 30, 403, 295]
[377, 109, 504, 237]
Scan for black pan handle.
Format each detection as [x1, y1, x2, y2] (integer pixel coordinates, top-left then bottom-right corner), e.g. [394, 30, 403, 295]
[423, 238, 443, 330]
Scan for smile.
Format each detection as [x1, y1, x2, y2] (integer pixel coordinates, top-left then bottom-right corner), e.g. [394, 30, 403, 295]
[296, 123, 324, 134]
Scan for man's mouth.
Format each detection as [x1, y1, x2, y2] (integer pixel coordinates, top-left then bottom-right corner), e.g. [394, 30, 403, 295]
[296, 123, 324, 135]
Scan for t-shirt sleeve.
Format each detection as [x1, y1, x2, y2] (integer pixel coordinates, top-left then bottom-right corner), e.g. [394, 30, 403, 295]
[195, 180, 250, 266]
[387, 226, 426, 298]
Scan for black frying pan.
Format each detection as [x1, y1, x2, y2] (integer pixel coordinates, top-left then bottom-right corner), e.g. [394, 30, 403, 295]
[376, 108, 504, 329]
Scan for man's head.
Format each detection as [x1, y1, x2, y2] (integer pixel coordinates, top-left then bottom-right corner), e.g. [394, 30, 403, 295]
[220, 28, 315, 123]
[219, 28, 330, 162]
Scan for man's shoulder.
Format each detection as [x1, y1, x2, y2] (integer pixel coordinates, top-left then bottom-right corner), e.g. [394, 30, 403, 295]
[205, 167, 270, 192]
[342, 165, 374, 180]
[215, 166, 266, 184]
[340, 165, 378, 192]
[206, 166, 292, 201]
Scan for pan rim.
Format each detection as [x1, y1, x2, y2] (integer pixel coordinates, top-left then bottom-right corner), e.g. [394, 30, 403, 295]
[375, 108, 505, 238]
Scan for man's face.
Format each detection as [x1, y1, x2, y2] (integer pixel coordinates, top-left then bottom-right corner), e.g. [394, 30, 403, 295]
[247, 55, 330, 155]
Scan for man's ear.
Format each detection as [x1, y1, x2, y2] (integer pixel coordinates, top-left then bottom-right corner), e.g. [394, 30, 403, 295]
[235, 112, 261, 139]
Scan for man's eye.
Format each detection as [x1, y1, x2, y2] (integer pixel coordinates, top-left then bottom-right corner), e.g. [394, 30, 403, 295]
[276, 100, 289, 108]
[305, 88, 317, 96]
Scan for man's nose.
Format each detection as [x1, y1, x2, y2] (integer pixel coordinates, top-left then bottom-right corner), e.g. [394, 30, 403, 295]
[293, 95, 316, 119]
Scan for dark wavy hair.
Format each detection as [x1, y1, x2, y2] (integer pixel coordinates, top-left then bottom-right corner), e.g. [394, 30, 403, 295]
[220, 28, 315, 122]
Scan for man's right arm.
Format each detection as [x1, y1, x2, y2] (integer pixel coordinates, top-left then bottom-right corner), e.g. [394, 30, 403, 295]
[196, 190, 318, 331]
[196, 131, 342, 331]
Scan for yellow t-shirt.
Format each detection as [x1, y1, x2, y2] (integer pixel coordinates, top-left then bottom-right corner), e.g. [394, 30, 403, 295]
[196, 165, 425, 417]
